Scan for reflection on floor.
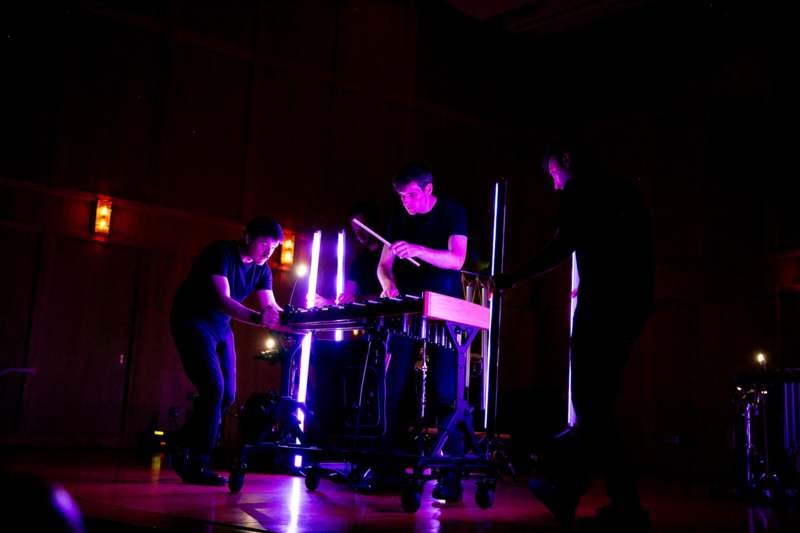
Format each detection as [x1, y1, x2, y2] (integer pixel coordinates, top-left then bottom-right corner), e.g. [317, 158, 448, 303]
[1, 448, 797, 532]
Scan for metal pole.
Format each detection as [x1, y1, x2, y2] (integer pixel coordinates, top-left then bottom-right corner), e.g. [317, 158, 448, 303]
[486, 179, 507, 438]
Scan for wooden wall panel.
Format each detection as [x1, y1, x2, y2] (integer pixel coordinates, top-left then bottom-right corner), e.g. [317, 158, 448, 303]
[242, 67, 334, 233]
[50, 16, 160, 203]
[410, 110, 494, 227]
[155, 42, 249, 220]
[0, 227, 41, 434]
[0, 6, 63, 184]
[22, 236, 138, 445]
[256, 1, 338, 74]
[173, 0, 257, 48]
[327, 91, 409, 217]
[121, 250, 194, 447]
[337, 0, 417, 97]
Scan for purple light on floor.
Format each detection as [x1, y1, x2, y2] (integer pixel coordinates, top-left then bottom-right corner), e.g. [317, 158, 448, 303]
[296, 230, 321, 467]
[335, 230, 345, 341]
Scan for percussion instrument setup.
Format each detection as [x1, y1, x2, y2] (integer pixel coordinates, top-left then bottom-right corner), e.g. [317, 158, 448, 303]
[228, 181, 510, 513]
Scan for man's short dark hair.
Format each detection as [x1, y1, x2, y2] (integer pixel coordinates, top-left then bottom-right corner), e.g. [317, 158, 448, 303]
[541, 137, 593, 175]
[245, 216, 284, 241]
[392, 163, 433, 190]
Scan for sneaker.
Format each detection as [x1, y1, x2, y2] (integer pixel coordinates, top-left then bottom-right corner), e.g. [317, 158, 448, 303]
[431, 471, 463, 503]
[528, 477, 578, 525]
[181, 468, 227, 487]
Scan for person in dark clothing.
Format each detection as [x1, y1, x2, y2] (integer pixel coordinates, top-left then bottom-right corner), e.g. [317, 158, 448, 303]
[494, 142, 654, 529]
[379, 168, 467, 299]
[378, 163, 468, 502]
[339, 202, 384, 303]
[170, 216, 284, 486]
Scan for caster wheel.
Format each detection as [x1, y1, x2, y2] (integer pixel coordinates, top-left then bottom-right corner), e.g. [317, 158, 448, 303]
[229, 469, 245, 494]
[401, 485, 422, 513]
[304, 469, 321, 491]
[475, 484, 495, 509]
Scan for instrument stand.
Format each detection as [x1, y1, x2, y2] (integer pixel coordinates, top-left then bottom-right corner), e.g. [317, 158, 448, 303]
[429, 322, 481, 457]
[388, 320, 500, 512]
[736, 386, 787, 501]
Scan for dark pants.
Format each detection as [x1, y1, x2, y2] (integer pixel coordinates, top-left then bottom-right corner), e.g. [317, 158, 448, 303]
[170, 319, 237, 465]
[385, 335, 460, 453]
[553, 307, 647, 507]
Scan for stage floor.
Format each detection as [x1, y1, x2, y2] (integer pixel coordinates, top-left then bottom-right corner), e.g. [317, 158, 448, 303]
[1, 447, 797, 532]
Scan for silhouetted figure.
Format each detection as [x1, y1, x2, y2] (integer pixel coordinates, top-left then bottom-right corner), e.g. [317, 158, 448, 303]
[339, 201, 384, 303]
[495, 141, 654, 530]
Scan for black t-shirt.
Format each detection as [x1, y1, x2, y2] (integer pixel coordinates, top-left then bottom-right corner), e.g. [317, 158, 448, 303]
[347, 246, 382, 297]
[559, 173, 654, 320]
[386, 197, 467, 298]
[171, 241, 273, 332]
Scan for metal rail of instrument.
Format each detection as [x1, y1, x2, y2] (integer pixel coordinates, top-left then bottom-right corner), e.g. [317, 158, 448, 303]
[280, 291, 489, 333]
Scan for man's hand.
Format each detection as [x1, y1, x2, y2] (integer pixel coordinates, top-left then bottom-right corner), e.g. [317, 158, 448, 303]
[390, 241, 422, 260]
[492, 272, 518, 291]
[381, 284, 400, 298]
[259, 305, 280, 328]
[336, 291, 356, 304]
[313, 293, 330, 307]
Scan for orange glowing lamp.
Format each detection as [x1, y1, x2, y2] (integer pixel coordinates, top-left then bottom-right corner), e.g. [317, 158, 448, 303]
[94, 197, 112, 236]
[280, 232, 295, 266]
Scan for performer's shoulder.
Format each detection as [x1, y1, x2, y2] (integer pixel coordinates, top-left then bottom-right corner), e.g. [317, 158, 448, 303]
[438, 196, 465, 211]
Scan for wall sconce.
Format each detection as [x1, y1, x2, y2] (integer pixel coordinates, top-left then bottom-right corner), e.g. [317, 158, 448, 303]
[94, 196, 112, 236]
[280, 231, 295, 267]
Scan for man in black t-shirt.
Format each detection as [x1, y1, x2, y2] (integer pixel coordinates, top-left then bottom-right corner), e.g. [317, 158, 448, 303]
[378, 163, 468, 502]
[378, 166, 467, 299]
[170, 216, 284, 486]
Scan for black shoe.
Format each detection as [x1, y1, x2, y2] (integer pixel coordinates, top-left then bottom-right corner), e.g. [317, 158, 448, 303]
[432, 472, 463, 503]
[181, 468, 227, 487]
[528, 478, 578, 526]
[591, 504, 650, 531]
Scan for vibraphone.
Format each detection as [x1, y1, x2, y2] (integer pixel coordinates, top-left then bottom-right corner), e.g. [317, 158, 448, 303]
[230, 291, 499, 512]
[281, 292, 487, 348]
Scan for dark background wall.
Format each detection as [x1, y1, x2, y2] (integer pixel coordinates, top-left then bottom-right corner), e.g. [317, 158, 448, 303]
[1, 0, 797, 481]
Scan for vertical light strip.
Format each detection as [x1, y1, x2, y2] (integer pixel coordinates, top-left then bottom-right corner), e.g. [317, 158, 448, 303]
[295, 230, 321, 467]
[483, 182, 500, 429]
[567, 252, 579, 426]
[305, 231, 322, 310]
[335, 230, 345, 341]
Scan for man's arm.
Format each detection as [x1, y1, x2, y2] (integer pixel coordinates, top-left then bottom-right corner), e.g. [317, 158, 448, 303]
[255, 289, 283, 312]
[377, 244, 399, 297]
[211, 275, 279, 327]
[495, 229, 572, 289]
[388, 234, 467, 271]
